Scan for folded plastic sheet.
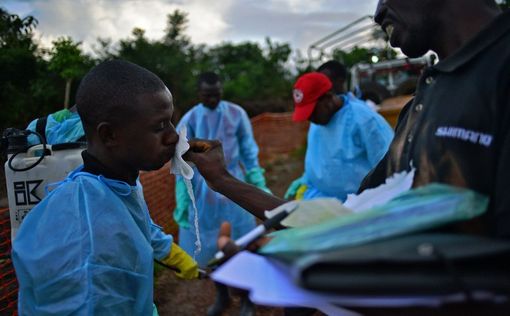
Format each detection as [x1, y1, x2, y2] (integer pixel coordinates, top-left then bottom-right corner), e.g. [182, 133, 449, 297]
[260, 184, 488, 255]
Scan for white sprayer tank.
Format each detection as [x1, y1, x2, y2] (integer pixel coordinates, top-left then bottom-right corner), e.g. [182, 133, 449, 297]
[5, 143, 84, 239]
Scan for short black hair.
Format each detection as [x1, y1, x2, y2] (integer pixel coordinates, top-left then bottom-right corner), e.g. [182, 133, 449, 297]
[317, 60, 347, 81]
[197, 72, 220, 88]
[76, 59, 166, 131]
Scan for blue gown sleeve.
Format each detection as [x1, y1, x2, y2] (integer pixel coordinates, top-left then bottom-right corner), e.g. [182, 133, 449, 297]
[149, 219, 173, 260]
[237, 109, 260, 171]
[176, 111, 194, 138]
[359, 117, 394, 167]
[173, 176, 191, 228]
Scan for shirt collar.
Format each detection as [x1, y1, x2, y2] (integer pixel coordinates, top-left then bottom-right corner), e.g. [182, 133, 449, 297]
[81, 150, 137, 186]
[200, 101, 224, 112]
[433, 10, 510, 73]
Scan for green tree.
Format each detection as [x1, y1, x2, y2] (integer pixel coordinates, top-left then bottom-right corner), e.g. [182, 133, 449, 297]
[104, 10, 197, 120]
[47, 37, 91, 108]
[332, 46, 397, 68]
[0, 8, 60, 130]
[164, 10, 190, 46]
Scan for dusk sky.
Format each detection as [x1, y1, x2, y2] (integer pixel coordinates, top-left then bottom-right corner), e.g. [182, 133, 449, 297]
[3, 0, 381, 55]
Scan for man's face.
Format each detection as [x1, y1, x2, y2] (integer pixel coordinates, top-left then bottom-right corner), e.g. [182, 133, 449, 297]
[114, 88, 179, 172]
[199, 81, 222, 109]
[309, 92, 340, 125]
[374, 0, 441, 58]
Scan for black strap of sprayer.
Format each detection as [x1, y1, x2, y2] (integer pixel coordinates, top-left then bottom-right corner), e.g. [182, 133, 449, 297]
[8, 130, 47, 172]
[35, 115, 48, 144]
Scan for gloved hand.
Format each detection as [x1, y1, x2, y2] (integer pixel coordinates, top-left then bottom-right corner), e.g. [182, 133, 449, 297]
[173, 178, 191, 229]
[245, 167, 272, 194]
[284, 176, 305, 200]
[161, 243, 199, 279]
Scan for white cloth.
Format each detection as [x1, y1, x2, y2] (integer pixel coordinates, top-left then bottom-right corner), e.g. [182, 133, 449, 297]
[170, 127, 201, 256]
[171, 127, 194, 180]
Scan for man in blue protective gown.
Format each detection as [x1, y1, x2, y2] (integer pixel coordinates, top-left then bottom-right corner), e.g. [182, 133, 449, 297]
[12, 60, 199, 316]
[173, 72, 270, 315]
[25, 104, 85, 145]
[285, 66, 393, 202]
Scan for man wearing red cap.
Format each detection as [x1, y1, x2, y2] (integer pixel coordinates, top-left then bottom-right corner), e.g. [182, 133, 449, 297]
[287, 71, 393, 202]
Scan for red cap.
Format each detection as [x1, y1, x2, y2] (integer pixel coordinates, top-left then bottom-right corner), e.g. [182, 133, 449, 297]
[292, 72, 332, 121]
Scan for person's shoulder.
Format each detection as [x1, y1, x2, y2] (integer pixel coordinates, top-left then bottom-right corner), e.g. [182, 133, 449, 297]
[223, 101, 249, 117]
[183, 104, 202, 116]
[223, 100, 243, 110]
[178, 105, 201, 125]
[347, 96, 391, 126]
[346, 95, 378, 116]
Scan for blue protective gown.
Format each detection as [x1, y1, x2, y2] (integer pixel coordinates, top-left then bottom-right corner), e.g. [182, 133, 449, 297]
[176, 101, 259, 266]
[303, 93, 394, 201]
[26, 109, 84, 145]
[12, 167, 172, 316]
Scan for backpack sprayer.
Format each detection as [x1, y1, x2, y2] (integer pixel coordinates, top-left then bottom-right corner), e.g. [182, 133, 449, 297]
[1, 127, 85, 240]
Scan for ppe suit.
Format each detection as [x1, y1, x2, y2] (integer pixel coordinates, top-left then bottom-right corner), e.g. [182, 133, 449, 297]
[12, 167, 196, 315]
[174, 101, 269, 266]
[286, 94, 393, 201]
[26, 108, 85, 145]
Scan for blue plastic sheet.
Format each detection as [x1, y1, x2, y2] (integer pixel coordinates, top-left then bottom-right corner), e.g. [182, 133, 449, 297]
[260, 184, 488, 255]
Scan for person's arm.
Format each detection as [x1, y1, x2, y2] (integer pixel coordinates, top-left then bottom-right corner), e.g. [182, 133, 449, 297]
[494, 124, 510, 238]
[236, 109, 272, 192]
[237, 109, 260, 170]
[284, 175, 306, 200]
[494, 62, 510, 238]
[359, 116, 394, 167]
[184, 140, 285, 219]
[358, 100, 414, 192]
[173, 176, 191, 228]
[149, 219, 199, 279]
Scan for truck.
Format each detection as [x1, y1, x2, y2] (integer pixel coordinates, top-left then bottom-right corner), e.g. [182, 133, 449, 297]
[308, 15, 436, 127]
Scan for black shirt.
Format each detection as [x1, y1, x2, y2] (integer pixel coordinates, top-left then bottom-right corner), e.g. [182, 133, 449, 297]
[359, 10, 510, 238]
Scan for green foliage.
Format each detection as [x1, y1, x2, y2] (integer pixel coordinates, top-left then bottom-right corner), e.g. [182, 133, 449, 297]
[498, 0, 509, 10]
[0, 8, 60, 130]
[114, 18, 197, 118]
[47, 37, 91, 80]
[107, 11, 294, 118]
[0, 7, 37, 48]
[204, 38, 292, 102]
[2, 6, 409, 130]
[164, 10, 190, 46]
[46, 37, 93, 107]
[332, 46, 397, 68]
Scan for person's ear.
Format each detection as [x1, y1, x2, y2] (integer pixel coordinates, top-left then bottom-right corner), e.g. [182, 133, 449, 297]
[96, 122, 118, 147]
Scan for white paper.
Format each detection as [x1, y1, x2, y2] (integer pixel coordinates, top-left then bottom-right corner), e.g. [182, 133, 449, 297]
[264, 169, 414, 228]
[212, 251, 361, 315]
[343, 168, 415, 212]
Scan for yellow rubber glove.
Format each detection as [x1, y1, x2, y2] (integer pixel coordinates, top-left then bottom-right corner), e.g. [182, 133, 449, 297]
[160, 243, 199, 280]
[295, 184, 308, 200]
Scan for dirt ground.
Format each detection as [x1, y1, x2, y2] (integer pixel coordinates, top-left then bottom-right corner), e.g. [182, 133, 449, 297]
[153, 155, 308, 316]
